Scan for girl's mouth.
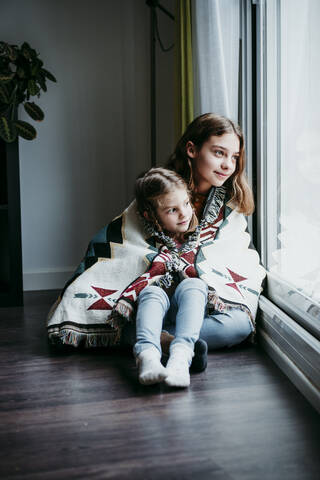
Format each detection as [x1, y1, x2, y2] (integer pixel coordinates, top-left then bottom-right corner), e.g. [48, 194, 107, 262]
[214, 171, 228, 178]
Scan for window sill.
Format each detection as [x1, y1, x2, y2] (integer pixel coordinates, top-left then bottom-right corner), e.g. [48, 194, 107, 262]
[267, 272, 320, 341]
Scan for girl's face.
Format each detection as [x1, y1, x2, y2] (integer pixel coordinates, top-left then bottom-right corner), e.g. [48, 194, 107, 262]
[187, 133, 240, 194]
[154, 187, 193, 234]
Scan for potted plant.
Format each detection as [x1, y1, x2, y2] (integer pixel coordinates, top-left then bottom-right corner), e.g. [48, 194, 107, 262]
[0, 41, 56, 142]
[0, 42, 56, 307]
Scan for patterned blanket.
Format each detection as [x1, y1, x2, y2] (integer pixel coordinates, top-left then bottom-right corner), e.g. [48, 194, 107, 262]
[47, 186, 266, 347]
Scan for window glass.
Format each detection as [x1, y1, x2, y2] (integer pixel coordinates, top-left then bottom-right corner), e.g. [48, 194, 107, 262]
[267, 0, 320, 304]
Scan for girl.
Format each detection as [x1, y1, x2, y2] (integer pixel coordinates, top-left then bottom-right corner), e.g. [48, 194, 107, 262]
[47, 114, 265, 384]
[124, 168, 209, 387]
[163, 113, 263, 352]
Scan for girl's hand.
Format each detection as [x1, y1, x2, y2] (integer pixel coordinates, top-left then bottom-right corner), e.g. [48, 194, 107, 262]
[208, 290, 226, 312]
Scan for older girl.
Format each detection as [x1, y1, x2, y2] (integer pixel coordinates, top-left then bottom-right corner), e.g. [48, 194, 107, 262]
[164, 113, 259, 351]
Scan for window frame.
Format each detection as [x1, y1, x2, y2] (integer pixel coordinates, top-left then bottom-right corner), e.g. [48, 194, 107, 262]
[242, 0, 320, 412]
[251, 0, 320, 339]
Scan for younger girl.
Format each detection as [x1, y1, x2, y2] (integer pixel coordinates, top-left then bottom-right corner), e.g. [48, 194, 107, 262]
[118, 168, 208, 387]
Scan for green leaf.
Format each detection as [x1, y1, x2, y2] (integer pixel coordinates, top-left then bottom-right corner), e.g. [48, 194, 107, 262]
[41, 68, 57, 83]
[19, 80, 28, 97]
[0, 72, 15, 83]
[0, 42, 17, 61]
[0, 103, 8, 115]
[0, 115, 17, 142]
[9, 84, 18, 103]
[30, 48, 38, 59]
[16, 66, 25, 78]
[36, 74, 47, 92]
[24, 102, 44, 121]
[21, 42, 32, 59]
[31, 64, 39, 76]
[0, 42, 7, 55]
[8, 47, 18, 62]
[14, 120, 37, 140]
[27, 79, 38, 96]
[21, 42, 31, 50]
[0, 84, 9, 103]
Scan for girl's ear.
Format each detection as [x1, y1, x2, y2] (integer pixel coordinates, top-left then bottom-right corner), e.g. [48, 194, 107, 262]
[186, 141, 197, 159]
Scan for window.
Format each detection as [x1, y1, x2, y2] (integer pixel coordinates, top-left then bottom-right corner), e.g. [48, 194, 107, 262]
[255, 0, 320, 339]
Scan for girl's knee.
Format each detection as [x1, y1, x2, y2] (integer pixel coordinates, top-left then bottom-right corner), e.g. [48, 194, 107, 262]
[139, 285, 165, 299]
[138, 285, 170, 309]
[200, 309, 253, 350]
[175, 277, 208, 296]
[227, 312, 253, 346]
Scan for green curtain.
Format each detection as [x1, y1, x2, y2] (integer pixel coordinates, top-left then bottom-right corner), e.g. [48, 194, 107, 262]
[174, 0, 194, 141]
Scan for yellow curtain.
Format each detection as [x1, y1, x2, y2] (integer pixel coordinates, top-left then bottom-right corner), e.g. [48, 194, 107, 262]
[174, 0, 194, 141]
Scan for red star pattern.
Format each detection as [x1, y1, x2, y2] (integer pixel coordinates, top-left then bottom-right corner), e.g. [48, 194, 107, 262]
[225, 268, 247, 297]
[87, 286, 118, 310]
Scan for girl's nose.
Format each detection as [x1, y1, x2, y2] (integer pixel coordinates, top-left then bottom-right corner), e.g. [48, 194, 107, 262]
[180, 207, 187, 217]
[222, 155, 233, 169]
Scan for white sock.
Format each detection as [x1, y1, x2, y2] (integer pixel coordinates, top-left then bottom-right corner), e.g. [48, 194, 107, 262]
[136, 346, 168, 385]
[165, 343, 194, 388]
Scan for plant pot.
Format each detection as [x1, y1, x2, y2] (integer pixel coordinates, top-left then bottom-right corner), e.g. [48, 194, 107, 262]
[0, 138, 23, 307]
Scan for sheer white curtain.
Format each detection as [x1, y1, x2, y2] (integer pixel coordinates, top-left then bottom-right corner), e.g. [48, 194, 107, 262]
[192, 0, 240, 122]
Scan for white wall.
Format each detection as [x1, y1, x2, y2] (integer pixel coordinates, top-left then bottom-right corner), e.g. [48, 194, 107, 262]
[0, 0, 174, 290]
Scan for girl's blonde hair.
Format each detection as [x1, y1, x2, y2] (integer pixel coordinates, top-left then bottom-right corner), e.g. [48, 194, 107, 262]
[135, 167, 198, 234]
[166, 113, 254, 215]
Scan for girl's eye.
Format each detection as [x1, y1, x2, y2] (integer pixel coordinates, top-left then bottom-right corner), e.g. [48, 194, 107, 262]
[214, 149, 224, 157]
[167, 208, 175, 214]
[232, 155, 239, 162]
[185, 200, 190, 206]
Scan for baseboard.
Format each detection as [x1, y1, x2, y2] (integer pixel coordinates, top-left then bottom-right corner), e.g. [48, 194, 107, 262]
[23, 267, 75, 291]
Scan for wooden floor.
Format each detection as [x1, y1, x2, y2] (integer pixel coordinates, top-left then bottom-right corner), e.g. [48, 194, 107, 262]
[0, 290, 319, 480]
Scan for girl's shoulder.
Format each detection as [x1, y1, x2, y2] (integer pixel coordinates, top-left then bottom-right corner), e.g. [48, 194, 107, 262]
[201, 186, 227, 224]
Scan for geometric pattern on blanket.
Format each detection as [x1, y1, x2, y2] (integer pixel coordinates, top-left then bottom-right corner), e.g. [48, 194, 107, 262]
[47, 186, 266, 348]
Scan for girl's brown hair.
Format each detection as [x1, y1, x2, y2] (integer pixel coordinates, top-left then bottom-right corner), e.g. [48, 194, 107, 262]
[166, 113, 254, 215]
[135, 167, 198, 234]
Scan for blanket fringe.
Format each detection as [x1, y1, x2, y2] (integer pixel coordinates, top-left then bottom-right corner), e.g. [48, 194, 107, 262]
[48, 327, 120, 348]
[113, 299, 133, 321]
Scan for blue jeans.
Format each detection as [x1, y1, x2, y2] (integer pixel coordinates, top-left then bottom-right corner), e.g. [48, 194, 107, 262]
[165, 307, 254, 350]
[122, 281, 254, 352]
[133, 278, 208, 357]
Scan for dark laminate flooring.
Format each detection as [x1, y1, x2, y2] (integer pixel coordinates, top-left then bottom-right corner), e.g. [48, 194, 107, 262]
[0, 290, 319, 480]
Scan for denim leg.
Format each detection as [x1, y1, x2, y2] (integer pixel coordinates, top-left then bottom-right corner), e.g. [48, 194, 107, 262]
[133, 285, 170, 357]
[170, 278, 208, 351]
[200, 309, 254, 351]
